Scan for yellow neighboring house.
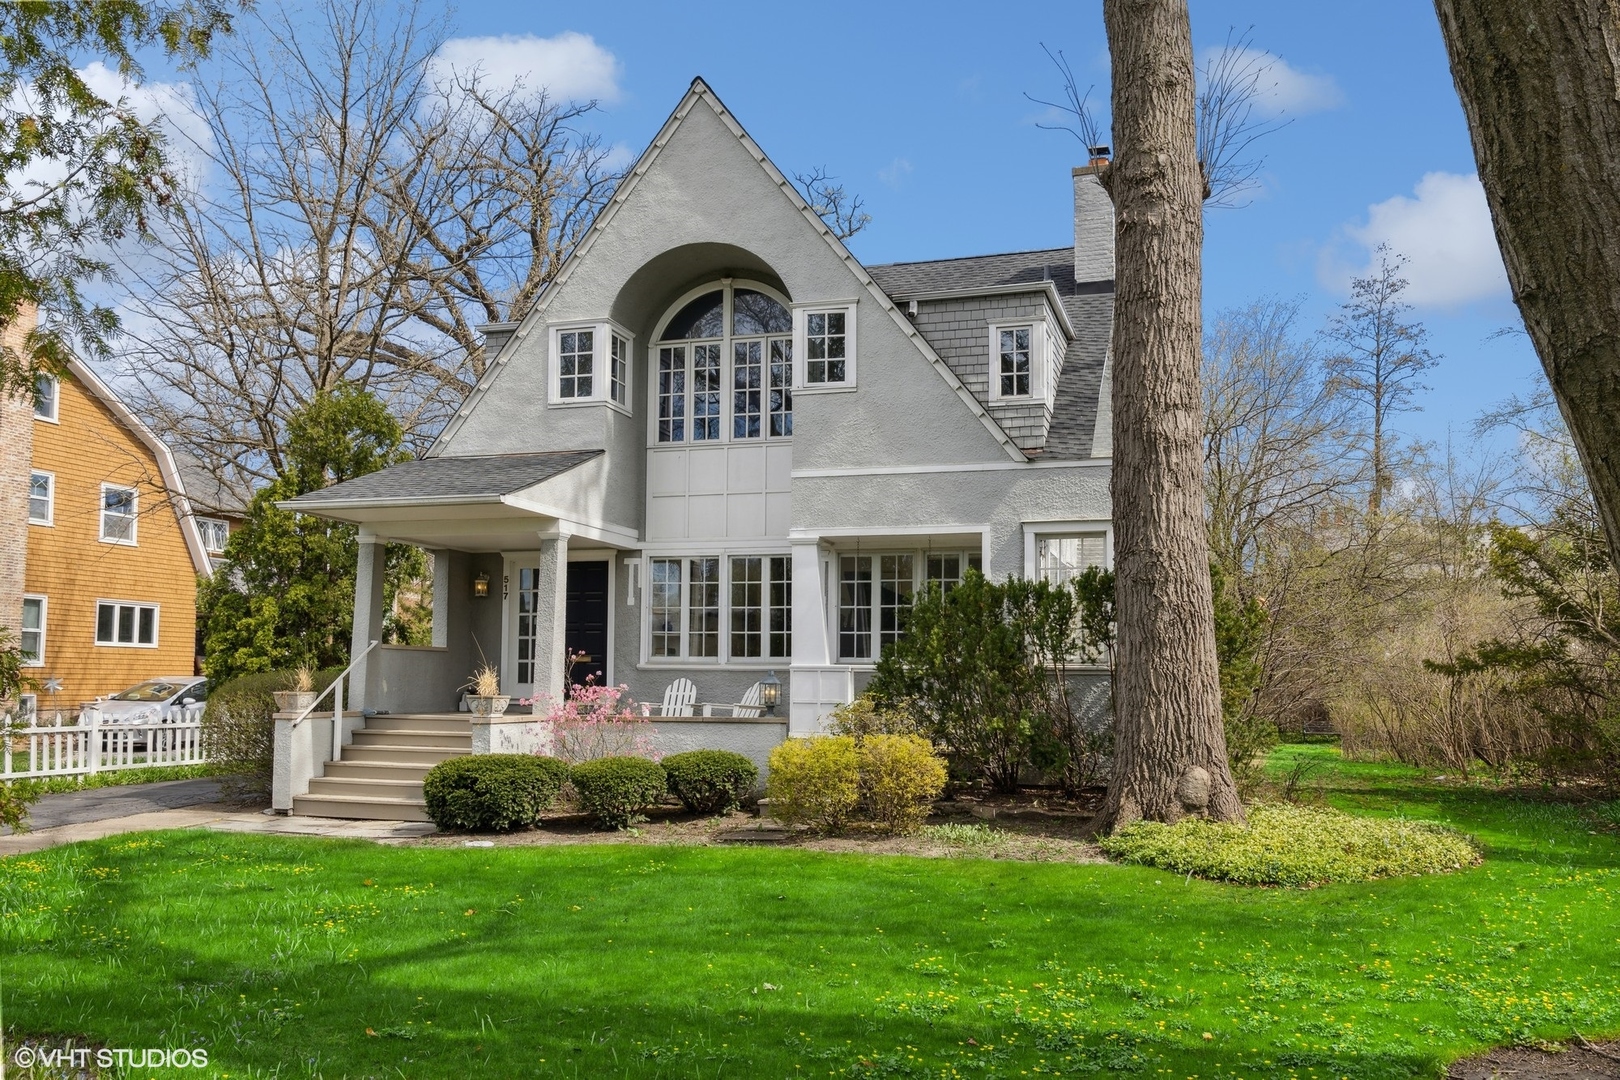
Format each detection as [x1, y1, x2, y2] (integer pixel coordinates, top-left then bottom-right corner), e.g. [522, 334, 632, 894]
[20, 356, 213, 712]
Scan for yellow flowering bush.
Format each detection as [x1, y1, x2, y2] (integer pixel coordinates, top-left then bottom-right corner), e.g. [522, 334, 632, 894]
[766, 736, 859, 829]
[858, 734, 947, 834]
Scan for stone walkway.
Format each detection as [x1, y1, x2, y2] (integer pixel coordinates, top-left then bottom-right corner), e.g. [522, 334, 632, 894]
[0, 780, 435, 855]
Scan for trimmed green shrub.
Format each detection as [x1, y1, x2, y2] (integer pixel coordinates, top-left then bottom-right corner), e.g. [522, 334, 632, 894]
[201, 666, 343, 798]
[662, 750, 758, 814]
[765, 736, 860, 829]
[570, 756, 668, 829]
[1098, 802, 1482, 887]
[422, 754, 569, 832]
[858, 734, 948, 834]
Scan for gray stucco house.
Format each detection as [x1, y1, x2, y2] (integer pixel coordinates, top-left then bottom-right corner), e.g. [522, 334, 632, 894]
[275, 78, 1115, 819]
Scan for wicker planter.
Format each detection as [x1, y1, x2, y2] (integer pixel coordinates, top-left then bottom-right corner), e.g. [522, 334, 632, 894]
[465, 695, 511, 717]
[273, 690, 319, 713]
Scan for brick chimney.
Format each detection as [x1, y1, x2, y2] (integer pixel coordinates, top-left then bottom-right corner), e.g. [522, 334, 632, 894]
[1073, 147, 1115, 285]
[0, 304, 37, 643]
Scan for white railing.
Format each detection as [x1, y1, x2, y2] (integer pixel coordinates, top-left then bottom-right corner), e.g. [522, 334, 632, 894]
[288, 640, 379, 762]
[0, 702, 207, 780]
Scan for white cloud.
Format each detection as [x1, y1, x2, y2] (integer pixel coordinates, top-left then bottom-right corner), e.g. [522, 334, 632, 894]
[879, 157, 913, 189]
[431, 31, 622, 103]
[1199, 46, 1344, 119]
[1322, 171, 1509, 308]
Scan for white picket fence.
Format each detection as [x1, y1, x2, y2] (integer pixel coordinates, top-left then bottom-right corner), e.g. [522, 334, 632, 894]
[1, 702, 207, 780]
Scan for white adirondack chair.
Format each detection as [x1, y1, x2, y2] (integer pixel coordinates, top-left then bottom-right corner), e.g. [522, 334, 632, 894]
[642, 677, 698, 717]
[704, 681, 763, 718]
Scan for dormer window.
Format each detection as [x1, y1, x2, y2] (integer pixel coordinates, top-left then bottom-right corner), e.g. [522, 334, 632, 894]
[550, 322, 633, 413]
[988, 322, 1046, 402]
[653, 281, 794, 444]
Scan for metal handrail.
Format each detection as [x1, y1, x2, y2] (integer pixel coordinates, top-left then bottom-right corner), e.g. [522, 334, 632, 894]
[288, 640, 380, 727]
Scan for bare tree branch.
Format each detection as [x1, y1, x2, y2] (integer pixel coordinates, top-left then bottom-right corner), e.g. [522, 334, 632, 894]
[794, 167, 870, 242]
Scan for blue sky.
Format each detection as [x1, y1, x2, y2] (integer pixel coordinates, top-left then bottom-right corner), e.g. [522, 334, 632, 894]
[131, 1, 1541, 453]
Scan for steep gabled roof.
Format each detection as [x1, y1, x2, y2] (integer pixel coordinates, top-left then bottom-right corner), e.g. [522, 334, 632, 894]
[433, 78, 1026, 462]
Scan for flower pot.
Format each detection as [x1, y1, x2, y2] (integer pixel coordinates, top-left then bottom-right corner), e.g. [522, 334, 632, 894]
[273, 690, 318, 713]
[465, 695, 511, 717]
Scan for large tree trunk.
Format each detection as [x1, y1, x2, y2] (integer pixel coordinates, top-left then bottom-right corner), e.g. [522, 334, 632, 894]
[1094, 0, 1244, 831]
[1433, 0, 1620, 570]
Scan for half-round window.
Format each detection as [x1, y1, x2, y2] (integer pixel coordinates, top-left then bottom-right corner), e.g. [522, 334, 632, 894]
[653, 281, 793, 444]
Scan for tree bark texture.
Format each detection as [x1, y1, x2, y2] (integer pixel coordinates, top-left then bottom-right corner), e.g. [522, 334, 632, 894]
[1434, 0, 1620, 570]
[1095, 0, 1244, 830]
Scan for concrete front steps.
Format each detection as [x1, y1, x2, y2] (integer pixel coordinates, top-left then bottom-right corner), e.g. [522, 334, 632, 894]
[291, 714, 471, 822]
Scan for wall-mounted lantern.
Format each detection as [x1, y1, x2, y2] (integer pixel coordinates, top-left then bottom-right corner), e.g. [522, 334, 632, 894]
[760, 670, 781, 716]
[473, 572, 490, 598]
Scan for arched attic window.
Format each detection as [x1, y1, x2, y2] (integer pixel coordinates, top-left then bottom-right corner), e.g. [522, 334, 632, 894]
[654, 283, 792, 443]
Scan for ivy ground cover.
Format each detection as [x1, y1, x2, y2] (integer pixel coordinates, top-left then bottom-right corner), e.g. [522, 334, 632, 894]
[2, 747, 1618, 1079]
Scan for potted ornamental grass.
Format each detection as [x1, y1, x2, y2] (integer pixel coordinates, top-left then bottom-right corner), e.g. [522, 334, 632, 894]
[463, 663, 510, 717]
[272, 666, 319, 713]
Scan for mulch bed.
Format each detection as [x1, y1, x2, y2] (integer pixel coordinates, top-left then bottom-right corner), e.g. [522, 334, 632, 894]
[408, 789, 1108, 863]
[1448, 1038, 1620, 1079]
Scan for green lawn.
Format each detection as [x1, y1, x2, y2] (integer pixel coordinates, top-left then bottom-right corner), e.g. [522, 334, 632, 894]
[2, 747, 1618, 1079]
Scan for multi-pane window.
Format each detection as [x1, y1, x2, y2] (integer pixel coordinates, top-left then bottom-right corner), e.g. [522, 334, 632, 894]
[925, 552, 983, 595]
[33, 375, 57, 420]
[100, 485, 136, 544]
[96, 600, 157, 647]
[197, 517, 229, 553]
[692, 344, 721, 441]
[610, 333, 628, 406]
[27, 472, 52, 524]
[656, 284, 792, 444]
[650, 559, 683, 658]
[20, 597, 44, 665]
[658, 346, 686, 442]
[839, 549, 982, 661]
[729, 555, 792, 659]
[1038, 534, 1108, 586]
[805, 310, 848, 385]
[687, 556, 721, 658]
[997, 326, 1033, 398]
[558, 329, 594, 398]
[516, 568, 539, 684]
[838, 556, 873, 660]
[650, 554, 792, 661]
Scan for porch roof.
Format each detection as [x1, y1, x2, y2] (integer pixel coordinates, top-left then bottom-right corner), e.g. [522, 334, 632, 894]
[284, 450, 602, 510]
[277, 449, 630, 551]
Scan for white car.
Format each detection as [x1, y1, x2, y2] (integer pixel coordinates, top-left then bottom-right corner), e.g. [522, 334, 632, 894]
[87, 677, 209, 749]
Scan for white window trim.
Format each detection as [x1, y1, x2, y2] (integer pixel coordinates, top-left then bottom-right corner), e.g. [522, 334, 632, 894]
[196, 516, 229, 554]
[99, 483, 138, 546]
[548, 320, 634, 415]
[1021, 520, 1115, 579]
[987, 321, 1046, 403]
[639, 550, 794, 668]
[20, 595, 45, 667]
[27, 470, 53, 526]
[792, 300, 858, 392]
[33, 374, 59, 423]
[94, 598, 160, 649]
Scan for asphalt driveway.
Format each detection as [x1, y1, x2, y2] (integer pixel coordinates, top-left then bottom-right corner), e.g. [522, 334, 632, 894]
[3, 778, 226, 834]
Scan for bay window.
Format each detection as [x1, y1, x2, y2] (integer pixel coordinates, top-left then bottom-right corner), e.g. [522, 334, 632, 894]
[551, 322, 633, 410]
[838, 549, 981, 661]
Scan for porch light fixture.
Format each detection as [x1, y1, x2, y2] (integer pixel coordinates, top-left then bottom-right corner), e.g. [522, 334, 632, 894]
[760, 670, 781, 716]
[473, 572, 490, 598]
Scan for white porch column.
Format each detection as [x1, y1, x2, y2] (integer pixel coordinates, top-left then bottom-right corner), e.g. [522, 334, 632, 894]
[350, 529, 387, 712]
[530, 533, 570, 705]
[788, 537, 851, 735]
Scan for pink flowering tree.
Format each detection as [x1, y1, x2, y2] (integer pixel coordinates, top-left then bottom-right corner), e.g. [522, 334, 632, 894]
[535, 652, 659, 764]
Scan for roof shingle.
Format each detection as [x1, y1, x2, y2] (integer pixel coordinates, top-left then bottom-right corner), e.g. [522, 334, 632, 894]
[284, 449, 602, 507]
